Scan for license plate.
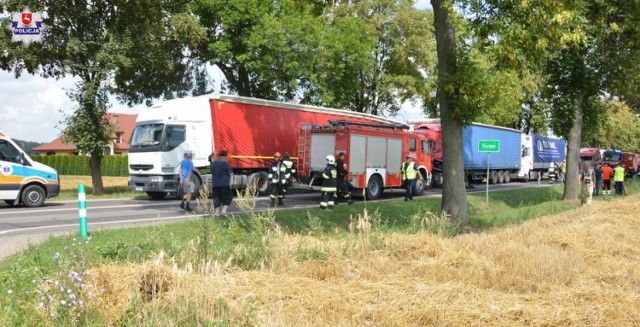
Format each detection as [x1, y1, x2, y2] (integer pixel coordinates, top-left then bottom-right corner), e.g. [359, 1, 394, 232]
[135, 187, 143, 191]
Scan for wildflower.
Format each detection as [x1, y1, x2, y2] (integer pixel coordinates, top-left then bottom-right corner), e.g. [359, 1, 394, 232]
[60, 300, 67, 305]
[53, 252, 60, 260]
[39, 302, 45, 308]
[7, 289, 12, 294]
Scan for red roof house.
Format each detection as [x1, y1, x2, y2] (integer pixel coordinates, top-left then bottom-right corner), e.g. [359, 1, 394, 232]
[33, 113, 137, 155]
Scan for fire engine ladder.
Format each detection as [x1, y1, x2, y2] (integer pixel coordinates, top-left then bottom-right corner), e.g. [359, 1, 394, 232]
[298, 124, 313, 177]
[328, 119, 409, 130]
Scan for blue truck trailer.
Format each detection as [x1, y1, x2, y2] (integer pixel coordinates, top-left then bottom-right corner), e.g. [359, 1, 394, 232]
[463, 123, 522, 183]
[521, 134, 566, 181]
[413, 120, 566, 185]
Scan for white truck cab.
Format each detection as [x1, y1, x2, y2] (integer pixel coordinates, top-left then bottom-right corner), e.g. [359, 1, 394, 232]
[0, 131, 60, 207]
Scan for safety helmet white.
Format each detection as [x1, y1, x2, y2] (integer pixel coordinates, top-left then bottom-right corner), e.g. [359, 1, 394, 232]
[326, 155, 335, 164]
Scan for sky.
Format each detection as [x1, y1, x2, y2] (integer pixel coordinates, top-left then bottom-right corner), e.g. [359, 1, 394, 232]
[0, 0, 431, 143]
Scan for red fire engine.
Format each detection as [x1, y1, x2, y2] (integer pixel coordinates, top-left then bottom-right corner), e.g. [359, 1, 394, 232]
[297, 120, 433, 200]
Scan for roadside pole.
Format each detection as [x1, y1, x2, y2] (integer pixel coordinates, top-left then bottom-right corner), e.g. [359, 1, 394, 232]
[478, 140, 500, 204]
[78, 184, 88, 239]
[486, 153, 490, 203]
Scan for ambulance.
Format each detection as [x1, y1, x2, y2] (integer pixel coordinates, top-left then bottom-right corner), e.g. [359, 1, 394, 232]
[0, 130, 60, 207]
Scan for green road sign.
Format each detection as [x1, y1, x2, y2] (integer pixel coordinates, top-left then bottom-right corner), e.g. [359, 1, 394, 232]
[478, 140, 500, 153]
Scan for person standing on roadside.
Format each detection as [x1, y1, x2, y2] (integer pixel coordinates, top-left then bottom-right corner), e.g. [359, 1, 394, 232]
[601, 163, 613, 195]
[178, 152, 194, 211]
[560, 160, 567, 184]
[593, 163, 603, 196]
[401, 153, 422, 201]
[320, 155, 338, 210]
[210, 151, 234, 218]
[336, 152, 354, 205]
[613, 162, 626, 195]
[580, 161, 595, 206]
[268, 152, 287, 206]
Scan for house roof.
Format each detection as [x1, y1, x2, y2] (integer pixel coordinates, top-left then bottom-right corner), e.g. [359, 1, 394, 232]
[33, 113, 138, 152]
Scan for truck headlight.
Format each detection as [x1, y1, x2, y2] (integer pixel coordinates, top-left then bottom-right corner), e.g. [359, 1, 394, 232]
[150, 176, 164, 182]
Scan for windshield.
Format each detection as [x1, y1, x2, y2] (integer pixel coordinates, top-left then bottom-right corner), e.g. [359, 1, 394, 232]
[603, 151, 621, 161]
[131, 123, 163, 147]
[129, 123, 186, 153]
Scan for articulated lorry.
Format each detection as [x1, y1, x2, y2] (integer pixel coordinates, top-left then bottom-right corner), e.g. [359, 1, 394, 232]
[297, 120, 433, 200]
[413, 121, 565, 185]
[128, 94, 404, 199]
[0, 130, 60, 207]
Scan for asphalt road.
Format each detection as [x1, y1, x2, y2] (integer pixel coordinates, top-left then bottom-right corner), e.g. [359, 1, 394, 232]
[0, 181, 546, 258]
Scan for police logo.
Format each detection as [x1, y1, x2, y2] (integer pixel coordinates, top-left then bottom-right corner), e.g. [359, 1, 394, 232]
[7, 6, 45, 46]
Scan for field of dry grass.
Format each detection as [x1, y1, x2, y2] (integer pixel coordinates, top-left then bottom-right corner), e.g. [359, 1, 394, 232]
[59, 175, 128, 192]
[86, 194, 640, 326]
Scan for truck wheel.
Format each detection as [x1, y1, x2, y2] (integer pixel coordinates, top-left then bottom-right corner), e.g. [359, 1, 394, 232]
[247, 172, 270, 196]
[413, 178, 425, 196]
[146, 192, 166, 200]
[489, 171, 498, 184]
[497, 171, 505, 184]
[21, 185, 46, 207]
[503, 171, 511, 183]
[365, 175, 383, 200]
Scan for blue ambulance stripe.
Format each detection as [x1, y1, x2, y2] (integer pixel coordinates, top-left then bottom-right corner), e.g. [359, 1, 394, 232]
[7, 164, 58, 181]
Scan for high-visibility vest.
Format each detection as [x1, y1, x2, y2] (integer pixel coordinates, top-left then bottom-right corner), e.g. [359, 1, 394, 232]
[402, 161, 417, 180]
[613, 166, 625, 182]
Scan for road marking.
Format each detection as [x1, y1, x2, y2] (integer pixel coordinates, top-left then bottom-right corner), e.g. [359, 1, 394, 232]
[0, 202, 179, 216]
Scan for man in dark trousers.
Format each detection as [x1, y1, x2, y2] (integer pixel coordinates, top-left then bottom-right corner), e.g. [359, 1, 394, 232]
[268, 152, 287, 206]
[593, 163, 603, 196]
[320, 155, 338, 210]
[336, 152, 354, 205]
[401, 153, 422, 201]
[210, 151, 234, 218]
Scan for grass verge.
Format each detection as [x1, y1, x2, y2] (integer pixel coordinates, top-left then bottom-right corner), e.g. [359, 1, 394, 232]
[1, 179, 638, 325]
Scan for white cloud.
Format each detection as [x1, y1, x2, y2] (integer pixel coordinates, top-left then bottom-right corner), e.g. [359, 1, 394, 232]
[0, 72, 144, 143]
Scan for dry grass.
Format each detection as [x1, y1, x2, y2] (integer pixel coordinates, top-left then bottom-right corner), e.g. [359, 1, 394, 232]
[86, 195, 640, 326]
[60, 175, 128, 192]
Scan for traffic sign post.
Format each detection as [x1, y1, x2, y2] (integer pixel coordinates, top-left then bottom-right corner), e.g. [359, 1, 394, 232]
[478, 140, 500, 203]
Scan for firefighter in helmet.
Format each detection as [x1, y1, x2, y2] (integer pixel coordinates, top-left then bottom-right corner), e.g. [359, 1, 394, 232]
[281, 152, 296, 197]
[268, 152, 287, 206]
[336, 152, 354, 204]
[320, 154, 338, 209]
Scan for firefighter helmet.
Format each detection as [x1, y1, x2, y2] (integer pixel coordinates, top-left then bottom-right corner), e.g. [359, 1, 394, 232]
[326, 155, 335, 164]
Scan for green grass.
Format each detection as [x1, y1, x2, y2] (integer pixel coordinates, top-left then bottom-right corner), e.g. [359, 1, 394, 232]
[1, 179, 638, 325]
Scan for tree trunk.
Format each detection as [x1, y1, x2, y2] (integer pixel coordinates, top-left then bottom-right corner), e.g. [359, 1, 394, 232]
[432, 0, 468, 223]
[90, 153, 104, 196]
[563, 91, 584, 201]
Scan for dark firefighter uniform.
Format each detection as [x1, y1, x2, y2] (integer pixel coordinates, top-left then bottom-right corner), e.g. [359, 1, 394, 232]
[336, 153, 354, 204]
[320, 155, 338, 209]
[268, 152, 287, 206]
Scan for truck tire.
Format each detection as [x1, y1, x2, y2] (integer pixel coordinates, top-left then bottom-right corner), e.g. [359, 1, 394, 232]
[146, 192, 166, 200]
[365, 175, 383, 200]
[503, 171, 511, 183]
[497, 171, 505, 184]
[247, 172, 270, 196]
[21, 185, 46, 207]
[489, 171, 498, 184]
[413, 178, 425, 196]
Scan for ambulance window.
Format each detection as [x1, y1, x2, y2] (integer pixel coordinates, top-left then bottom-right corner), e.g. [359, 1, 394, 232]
[409, 139, 416, 151]
[0, 140, 21, 164]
